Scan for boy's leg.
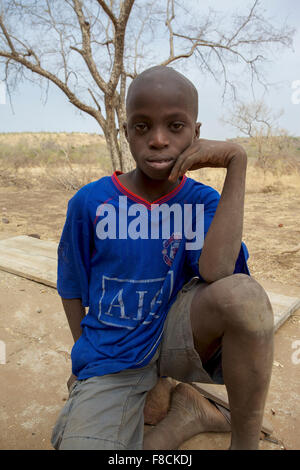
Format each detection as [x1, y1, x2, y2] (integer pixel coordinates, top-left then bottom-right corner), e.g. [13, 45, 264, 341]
[51, 354, 158, 450]
[144, 273, 274, 450]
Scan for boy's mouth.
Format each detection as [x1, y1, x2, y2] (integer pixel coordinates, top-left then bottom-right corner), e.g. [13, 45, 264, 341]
[145, 156, 175, 170]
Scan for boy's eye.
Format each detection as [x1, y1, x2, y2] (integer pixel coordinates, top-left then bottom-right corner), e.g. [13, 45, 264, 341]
[170, 122, 184, 131]
[134, 123, 148, 133]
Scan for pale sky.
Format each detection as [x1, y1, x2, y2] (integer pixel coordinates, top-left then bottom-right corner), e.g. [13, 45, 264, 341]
[0, 0, 299, 140]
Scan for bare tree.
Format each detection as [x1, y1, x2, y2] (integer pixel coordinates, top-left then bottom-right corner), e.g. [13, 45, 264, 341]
[221, 100, 284, 138]
[0, 0, 295, 172]
[221, 99, 292, 179]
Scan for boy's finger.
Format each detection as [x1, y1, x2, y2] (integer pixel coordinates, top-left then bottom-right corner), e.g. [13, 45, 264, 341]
[170, 151, 201, 181]
[177, 152, 200, 175]
[169, 148, 193, 181]
[169, 156, 185, 181]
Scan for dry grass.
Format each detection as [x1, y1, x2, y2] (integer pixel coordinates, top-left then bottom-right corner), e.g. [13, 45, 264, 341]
[0, 131, 105, 149]
[1, 131, 300, 193]
[0, 132, 111, 190]
[190, 165, 300, 197]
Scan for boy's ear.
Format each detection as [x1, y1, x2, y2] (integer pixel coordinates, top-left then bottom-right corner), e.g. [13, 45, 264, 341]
[123, 122, 129, 141]
[194, 122, 202, 140]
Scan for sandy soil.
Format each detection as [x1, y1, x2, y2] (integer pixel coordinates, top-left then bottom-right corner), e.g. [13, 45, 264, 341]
[0, 167, 299, 450]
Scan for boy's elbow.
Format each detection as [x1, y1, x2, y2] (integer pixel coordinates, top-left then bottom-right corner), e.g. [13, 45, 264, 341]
[61, 297, 84, 306]
[199, 270, 232, 284]
[198, 263, 235, 284]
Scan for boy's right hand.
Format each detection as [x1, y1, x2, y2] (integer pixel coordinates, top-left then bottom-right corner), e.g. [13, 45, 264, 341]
[168, 138, 246, 182]
[67, 373, 77, 392]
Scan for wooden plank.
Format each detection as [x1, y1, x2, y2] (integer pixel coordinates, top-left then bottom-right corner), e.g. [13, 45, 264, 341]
[0, 236, 299, 330]
[191, 382, 273, 436]
[0, 235, 57, 288]
[268, 292, 300, 331]
[0, 235, 57, 258]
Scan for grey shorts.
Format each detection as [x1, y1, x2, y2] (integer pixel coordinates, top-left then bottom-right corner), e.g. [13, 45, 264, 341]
[51, 278, 223, 450]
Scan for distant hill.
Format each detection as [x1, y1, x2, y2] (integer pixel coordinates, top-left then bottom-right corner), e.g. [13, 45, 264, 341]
[0, 131, 106, 148]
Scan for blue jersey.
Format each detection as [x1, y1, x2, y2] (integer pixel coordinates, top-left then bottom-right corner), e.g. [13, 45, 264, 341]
[57, 171, 250, 379]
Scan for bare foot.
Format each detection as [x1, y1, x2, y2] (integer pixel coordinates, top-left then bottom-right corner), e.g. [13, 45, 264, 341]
[143, 383, 231, 450]
[144, 377, 177, 425]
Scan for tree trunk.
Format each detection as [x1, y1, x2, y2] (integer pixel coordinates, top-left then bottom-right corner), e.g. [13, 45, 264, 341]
[116, 72, 135, 173]
[104, 126, 121, 172]
[104, 94, 122, 172]
[119, 131, 135, 173]
[117, 105, 135, 173]
[104, 117, 134, 174]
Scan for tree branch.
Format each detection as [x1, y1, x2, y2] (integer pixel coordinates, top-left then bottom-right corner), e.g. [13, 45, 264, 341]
[226, 0, 259, 47]
[71, 0, 108, 94]
[165, 0, 175, 60]
[0, 48, 105, 128]
[159, 42, 198, 67]
[95, 0, 117, 28]
[0, 13, 17, 55]
[107, 0, 134, 95]
[88, 87, 102, 113]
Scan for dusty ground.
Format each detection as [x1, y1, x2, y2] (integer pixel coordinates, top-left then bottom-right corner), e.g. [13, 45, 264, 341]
[0, 163, 299, 450]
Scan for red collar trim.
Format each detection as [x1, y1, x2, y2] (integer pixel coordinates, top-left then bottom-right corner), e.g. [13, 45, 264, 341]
[111, 171, 187, 209]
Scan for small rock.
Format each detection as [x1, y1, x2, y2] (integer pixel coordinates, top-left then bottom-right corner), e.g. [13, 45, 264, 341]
[36, 308, 42, 313]
[2, 217, 9, 224]
[271, 408, 276, 415]
[273, 360, 284, 368]
[28, 233, 41, 239]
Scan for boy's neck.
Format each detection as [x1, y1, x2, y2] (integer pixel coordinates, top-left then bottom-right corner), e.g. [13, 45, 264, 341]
[118, 168, 181, 203]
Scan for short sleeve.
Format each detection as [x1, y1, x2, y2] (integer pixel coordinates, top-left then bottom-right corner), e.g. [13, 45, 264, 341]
[185, 185, 250, 278]
[234, 242, 250, 275]
[57, 186, 94, 306]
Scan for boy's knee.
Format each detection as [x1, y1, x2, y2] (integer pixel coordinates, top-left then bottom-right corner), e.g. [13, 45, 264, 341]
[212, 274, 274, 335]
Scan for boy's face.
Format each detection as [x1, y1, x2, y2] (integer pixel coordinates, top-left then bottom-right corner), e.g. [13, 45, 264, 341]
[124, 77, 201, 181]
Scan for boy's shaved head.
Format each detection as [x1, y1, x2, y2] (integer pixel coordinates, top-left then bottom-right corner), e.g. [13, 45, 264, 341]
[126, 66, 198, 120]
[124, 65, 202, 182]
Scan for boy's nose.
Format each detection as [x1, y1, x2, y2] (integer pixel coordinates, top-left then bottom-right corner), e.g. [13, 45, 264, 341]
[148, 128, 169, 149]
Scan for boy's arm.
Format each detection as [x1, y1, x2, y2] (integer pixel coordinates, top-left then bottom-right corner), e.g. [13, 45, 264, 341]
[198, 152, 246, 282]
[61, 297, 86, 343]
[169, 139, 247, 283]
[61, 297, 86, 390]
[57, 187, 93, 389]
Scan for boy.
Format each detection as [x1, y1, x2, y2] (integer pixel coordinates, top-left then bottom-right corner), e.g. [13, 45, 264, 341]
[51, 66, 274, 450]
